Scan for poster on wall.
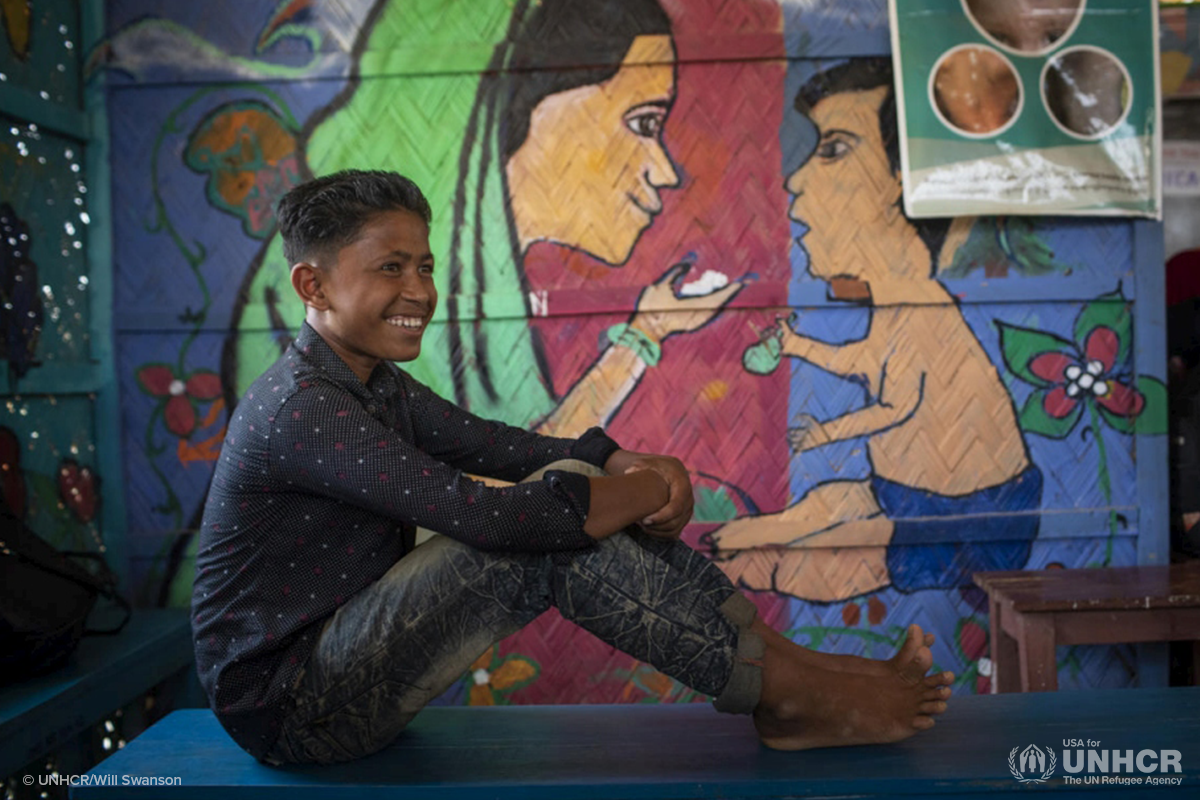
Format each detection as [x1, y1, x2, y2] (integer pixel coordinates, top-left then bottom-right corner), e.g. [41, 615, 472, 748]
[889, 0, 1161, 218]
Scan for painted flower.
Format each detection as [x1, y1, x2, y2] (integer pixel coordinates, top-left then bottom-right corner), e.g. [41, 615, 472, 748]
[466, 646, 539, 706]
[998, 290, 1166, 438]
[184, 101, 300, 238]
[58, 459, 98, 523]
[602, 660, 703, 704]
[136, 364, 222, 437]
[956, 618, 991, 694]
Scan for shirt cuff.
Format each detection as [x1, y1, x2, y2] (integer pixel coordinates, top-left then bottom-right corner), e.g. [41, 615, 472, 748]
[544, 469, 592, 528]
[569, 426, 621, 470]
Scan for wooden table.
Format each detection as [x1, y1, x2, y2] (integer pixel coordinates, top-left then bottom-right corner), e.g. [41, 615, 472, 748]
[974, 563, 1200, 693]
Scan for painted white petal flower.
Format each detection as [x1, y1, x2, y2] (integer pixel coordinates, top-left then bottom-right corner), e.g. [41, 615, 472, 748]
[1066, 383, 1081, 398]
[978, 657, 994, 677]
[1065, 365, 1082, 381]
[1092, 381, 1109, 397]
[1078, 373, 1094, 390]
[1086, 359, 1105, 376]
[472, 668, 491, 686]
[168, 379, 186, 396]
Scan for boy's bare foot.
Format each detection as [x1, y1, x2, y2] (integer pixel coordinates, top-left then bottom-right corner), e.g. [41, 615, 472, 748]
[753, 620, 951, 687]
[752, 623, 953, 750]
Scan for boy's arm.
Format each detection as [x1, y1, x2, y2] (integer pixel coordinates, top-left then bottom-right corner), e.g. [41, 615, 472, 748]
[792, 369, 925, 451]
[775, 316, 880, 380]
[273, 386, 598, 552]
[399, 372, 615, 480]
[583, 469, 671, 540]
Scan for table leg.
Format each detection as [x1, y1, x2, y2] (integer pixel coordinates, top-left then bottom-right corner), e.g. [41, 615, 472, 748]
[1016, 613, 1058, 692]
[988, 594, 1020, 693]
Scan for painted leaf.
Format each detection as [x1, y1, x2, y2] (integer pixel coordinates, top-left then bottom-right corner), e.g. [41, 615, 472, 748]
[997, 323, 1075, 387]
[693, 485, 738, 523]
[1018, 389, 1081, 439]
[489, 656, 538, 692]
[1074, 292, 1131, 370]
[468, 684, 494, 706]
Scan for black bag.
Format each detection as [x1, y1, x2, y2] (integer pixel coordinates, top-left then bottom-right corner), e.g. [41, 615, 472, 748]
[0, 503, 131, 683]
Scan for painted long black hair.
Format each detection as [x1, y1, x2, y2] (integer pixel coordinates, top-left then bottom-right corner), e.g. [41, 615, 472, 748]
[445, 0, 673, 409]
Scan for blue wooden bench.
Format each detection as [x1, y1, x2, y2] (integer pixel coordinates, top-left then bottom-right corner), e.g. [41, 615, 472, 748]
[72, 686, 1199, 798]
[0, 609, 195, 778]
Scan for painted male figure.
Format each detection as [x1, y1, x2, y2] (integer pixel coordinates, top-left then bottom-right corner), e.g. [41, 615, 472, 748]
[192, 170, 953, 765]
[710, 60, 1041, 601]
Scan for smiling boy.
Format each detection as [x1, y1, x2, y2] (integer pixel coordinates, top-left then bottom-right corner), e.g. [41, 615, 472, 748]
[192, 170, 953, 766]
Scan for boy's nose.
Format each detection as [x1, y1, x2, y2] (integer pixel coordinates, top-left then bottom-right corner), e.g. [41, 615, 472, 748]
[784, 167, 804, 196]
[399, 274, 432, 304]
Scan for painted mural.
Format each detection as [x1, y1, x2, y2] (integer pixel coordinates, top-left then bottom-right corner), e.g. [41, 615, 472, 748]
[1, 0, 104, 564]
[92, 0, 1167, 705]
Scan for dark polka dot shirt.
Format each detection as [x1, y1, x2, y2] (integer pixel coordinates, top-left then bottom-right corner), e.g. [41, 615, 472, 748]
[192, 322, 620, 761]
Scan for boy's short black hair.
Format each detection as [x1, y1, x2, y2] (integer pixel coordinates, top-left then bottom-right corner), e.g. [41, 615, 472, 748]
[276, 169, 432, 265]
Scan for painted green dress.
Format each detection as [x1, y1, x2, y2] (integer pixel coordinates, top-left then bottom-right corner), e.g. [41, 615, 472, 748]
[233, 0, 556, 428]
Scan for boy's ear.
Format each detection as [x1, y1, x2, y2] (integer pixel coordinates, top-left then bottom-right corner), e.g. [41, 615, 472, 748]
[291, 262, 329, 310]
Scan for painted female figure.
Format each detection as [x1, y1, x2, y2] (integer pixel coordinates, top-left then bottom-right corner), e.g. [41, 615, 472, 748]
[228, 0, 741, 437]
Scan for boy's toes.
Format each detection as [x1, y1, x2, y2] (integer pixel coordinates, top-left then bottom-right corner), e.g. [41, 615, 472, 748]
[912, 715, 936, 731]
[919, 700, 948, 715]
[923, 670, 954, 688]
[922, 685, 951, 700]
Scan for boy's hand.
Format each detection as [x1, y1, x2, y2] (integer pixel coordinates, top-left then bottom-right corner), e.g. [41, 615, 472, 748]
[627, 455, 694, 538]
[606, 450, 694, 539]
[787, 414, 830, 453]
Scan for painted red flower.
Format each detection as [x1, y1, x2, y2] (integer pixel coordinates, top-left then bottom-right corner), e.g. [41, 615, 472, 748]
[58, 459, 98, 523]
[1027, 326, 1143, 421]
[998, 291, 1166, 438]
[136, 364, 221, 437]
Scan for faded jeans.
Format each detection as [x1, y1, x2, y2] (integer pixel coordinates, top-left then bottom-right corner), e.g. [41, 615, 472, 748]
[263, 460, 764, 765]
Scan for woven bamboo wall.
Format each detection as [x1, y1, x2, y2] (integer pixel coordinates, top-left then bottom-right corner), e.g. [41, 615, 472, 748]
[92, 0, 1167, 702]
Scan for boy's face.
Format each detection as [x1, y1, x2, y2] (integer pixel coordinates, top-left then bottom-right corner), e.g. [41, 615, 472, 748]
[785, 87, 902, 285]
[312, 209, 437, 376]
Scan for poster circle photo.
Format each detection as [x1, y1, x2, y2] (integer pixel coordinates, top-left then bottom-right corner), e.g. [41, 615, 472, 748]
[928, 43, 1024, 138]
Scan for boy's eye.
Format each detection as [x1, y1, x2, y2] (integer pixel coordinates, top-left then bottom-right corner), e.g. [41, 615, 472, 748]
[626, 112, 664, 138]
[419, 264, 434, 275]
[816, 135, 854, 161]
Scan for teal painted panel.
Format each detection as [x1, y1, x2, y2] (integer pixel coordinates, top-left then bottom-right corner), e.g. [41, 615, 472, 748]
[1, 394, 101, 554]
[0, 0, 82, 108]
[0, 112, 92, 373]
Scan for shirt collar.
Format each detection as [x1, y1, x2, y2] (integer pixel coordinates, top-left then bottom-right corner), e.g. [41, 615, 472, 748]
[293, 322, 398, 402]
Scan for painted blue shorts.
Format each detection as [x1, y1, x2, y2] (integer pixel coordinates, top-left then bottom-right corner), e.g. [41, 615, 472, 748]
[876, 465, 1043, 592]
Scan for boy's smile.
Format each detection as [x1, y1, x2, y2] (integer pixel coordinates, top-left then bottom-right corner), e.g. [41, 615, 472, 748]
[296, 208, 437, 382]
